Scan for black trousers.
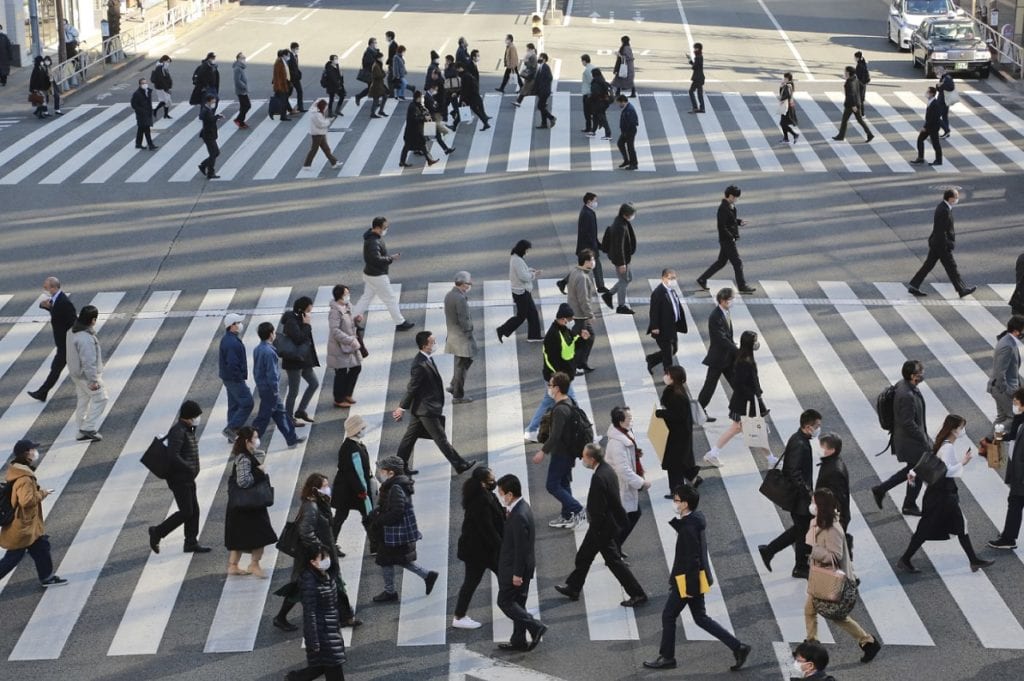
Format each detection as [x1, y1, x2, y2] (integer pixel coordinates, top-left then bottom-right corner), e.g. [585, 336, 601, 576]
[916, 127, 942, 162]
[327, 91, 345, 115]
[688, 82, 705, 110]
[135, 125, 154, 148]
[400, 141, 433, 164]
[646, 336, 678, 373]
[396, 413, 467, 470]
[591, 107, 611, 136]
[836, 105, 871, 139]
[497, 291, 541, 340]
[582, 94, 593, 131]
[463, 93, 488, 123]
[698, 240, 747, 289]
[876, 462, 922, 507]
[36, 346, 67, 395]
[454, 559, 496, 618]
[999, 493, 1024, 542]
[764, 511, 812, 570]
[659, 589, 740, 660]
[200, 137, 220, 174]
[235, 94, 251, 124]
[565, 527, 644, 597]
[153, 479, 199, 545]
[498, 67, 523, 91]
[288, 664, 345, 681]
[332, 366, 362, 403]
[571, 318, 595, 369]
[698, 364, 733, 409]
[331, 504, 368, 538]
[497, 577, 541, 646]
[536, 93, 554, 125]
[617, 132, 637, 166]
[908, 246, 968, 293]
[292, 81, 304, 110]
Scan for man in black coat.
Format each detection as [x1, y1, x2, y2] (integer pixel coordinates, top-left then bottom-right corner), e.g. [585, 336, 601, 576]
[907, 188, 976, 297]
[872, 360, 929, 514]
[1012, 252, 1024, 316]
[288, 42, 304, 112]
[646, 269, 687, 374]
[0, 23, 14, 86]
[354, 38, 381, 105]
[454, 62, 490, 131]
[697, 186, 755, 294]
[697, 287, 736, 422]
[601, 202, 638, 314]
[554, 444, 648, 606]
[189, 52, 219, 106]
[854, 50, 870, 108]
[496, 474, 547, 651]
[758, 409, 820, 579]
[197, 94, 222, 179]
[817, 433, 853, 553]
[687, 42, 705, 113]
[28, 276, 77, 402]
[533, 53, 556, 129]
[148, 400, 210, 554]
[910, 86, 943, 166]
[131, 78, 157, 150]
[392, 331, 475, 475]
[557, 193, 605, 294]
[832, 65, 873, 142]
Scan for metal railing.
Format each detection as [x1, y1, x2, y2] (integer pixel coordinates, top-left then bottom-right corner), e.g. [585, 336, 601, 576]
[53, 0, 225, 92]
[974, 19, 1024, 78]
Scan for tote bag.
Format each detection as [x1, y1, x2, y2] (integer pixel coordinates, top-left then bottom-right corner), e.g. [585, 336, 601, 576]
[617, 62, 628, 79]
[741, 400, 771, 451]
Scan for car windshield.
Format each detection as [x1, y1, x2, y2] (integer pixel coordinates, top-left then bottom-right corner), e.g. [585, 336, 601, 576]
[931, 23, 976, 41]
[906, 0, 951, 14]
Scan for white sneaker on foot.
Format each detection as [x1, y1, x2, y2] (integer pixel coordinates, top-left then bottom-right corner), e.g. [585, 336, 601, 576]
[703, 452, 723, 468]
[549, 515, 575, 528]
[452, 616, 482, 629]
[524, 430, 539, 443]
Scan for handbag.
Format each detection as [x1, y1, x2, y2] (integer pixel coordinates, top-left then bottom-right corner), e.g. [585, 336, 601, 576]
[913, 451, 947, 486]
[444, 76, 461, 91]
[647, 405, 669, 464]
[29, 90, 45, 106]
[276, 519, 301, 557]
[356, 67, 370, 83]
[944, 88, 959, 106]
[422, 121, 437, 138]
[777, 98, 790, 116]
[759, 451, 802, 512]
[617, 62, 628, 79]
[810, 528, 859, 619]
[140, 436, 170, 479]
[741, 399, 771, 451]
[227, 471, 275, 511]
[273, 322, 311, 363]
[807, 560, 845, 602]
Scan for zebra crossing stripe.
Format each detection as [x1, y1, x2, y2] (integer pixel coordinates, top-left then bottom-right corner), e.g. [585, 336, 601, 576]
[254, 110, 315, 180]
[755, 92, 826, 172]
[216, 111, 280, 181]
[152, 103, 194, 130]
[338, 98, 399, 177]
[630, 98, 657, 172]
[423, 123, 457, 175]
[0, 297, 41, 381]
[793, 92, 870, 172]
[0, 105, 118, 184]
[759, 280, 933, 646]
[894, 92, 1001, 173]
[40, 115, 137, 184]
[507, 97, 535, 172]
[825, 92, 912, 172]
[653, 93, 697, 172]
[0, 105, 95, 169]
[549, 92, 572, 172]
[864, 92, 958, 172]
[465, 92, 500, 174]
[945, 101, 1024, 171]
[482, 280, 541, 642]
[723, 92, 782, 172]
[204, 286, 332, 653]
[172, 101, 267, 182]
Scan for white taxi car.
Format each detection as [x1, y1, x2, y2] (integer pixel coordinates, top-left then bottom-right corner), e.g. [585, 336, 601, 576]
[887, 0, 966, 50]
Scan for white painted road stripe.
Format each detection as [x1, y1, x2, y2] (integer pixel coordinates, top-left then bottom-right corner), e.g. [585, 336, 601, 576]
[507, 97, 535, 172]
[653, 93, 697, 172]
[794, 92, 870, 172]
[0, 105, 114, 184]
[723, 92, 782, 172]
[465, 93, 500, 174]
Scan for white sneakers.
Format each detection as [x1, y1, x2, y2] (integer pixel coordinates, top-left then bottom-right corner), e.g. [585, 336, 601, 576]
[452, 616, 482, 629]
[703, 451, 724, 468]
[524, 430, 539, 443]
[549, 511, 587, 529]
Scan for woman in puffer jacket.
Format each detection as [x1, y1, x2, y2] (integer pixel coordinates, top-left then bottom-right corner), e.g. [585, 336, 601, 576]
[285, 545, 348, 681]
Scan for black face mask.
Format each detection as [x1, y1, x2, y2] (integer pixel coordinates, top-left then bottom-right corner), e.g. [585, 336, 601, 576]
[485, 481, 497, 491]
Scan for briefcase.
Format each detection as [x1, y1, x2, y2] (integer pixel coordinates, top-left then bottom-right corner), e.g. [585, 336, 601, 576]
[140, 436, 170, 479]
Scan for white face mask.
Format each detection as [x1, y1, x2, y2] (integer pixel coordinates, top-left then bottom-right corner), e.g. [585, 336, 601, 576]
[1014, 404, 1023, 415]
[192, 416, 202, 426]
[235, 322, 244, 333]
[589, 201, 598, 210]
[662, 374, 671, 385]
[793, 660, 807, 676]
[811, 426, 821, 439]
[27, 450, 39, 464]
[587, 259, 596, 268]
[955, 427, 966, 439]
[672, 501, 685, 517]
[342, 295, 351, 304]
[808, 503, 818, 516]
[317, 557, 331, 571]
[752, 341, 761, 351]
[320, 485, 332, 497]
[253, 436, 261, 449]
[380, 228, 388, 237]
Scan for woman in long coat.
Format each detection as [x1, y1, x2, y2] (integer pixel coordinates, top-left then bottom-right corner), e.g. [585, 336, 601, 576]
[284, 546, 348, 680]
[225, 426, 278, 577]
[656, 365, 701, 496]
[326, 284, 362, 408]
[452, 466, 503, 629]
[368, 55, 388, 118]
[280, 295, 320, 425]
[399, 90, 438, 167]
[704, 330, 765, 467]
[331, 414, 374, 539]
[271, 50, 292, 120]
[611, 35, 635, 98]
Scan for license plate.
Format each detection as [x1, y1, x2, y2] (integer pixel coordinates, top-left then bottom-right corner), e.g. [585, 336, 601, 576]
[955, 61, 968, 70]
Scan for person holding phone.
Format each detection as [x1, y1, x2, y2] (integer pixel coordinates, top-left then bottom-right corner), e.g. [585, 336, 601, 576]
[896, 414, 994, 573]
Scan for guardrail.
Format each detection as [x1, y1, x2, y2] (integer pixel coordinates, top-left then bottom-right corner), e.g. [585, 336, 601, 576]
[53, 0, 225, 92]
[974, 19, 1023, 79]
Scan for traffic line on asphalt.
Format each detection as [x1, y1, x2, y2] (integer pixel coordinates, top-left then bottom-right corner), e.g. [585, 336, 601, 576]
[254, 111, 311, 180]
[723, 92, 782, 172]
[824, 92, 912, 173]
[0, 297, 48, 383]
[946, 100, 1024, 171]
[507, 97, 536, 172]
[654, 93, 697, 172]
[631, 98, 656, 172]
[338, 99, 398, 177]
[297, 130, 345, 178]
[864, 92, 957, 172]
[894, 92, 1001, 173]
[0, 105, 118, 184]
[171, 101, 266, 181]
[39, 115, 136, 184]
[692, 97, 740, 172]
[754, 92, 826, 172]
[216, 110, 280, 181]
[0, 105, 95, 170]
[549, 92, 571, 171]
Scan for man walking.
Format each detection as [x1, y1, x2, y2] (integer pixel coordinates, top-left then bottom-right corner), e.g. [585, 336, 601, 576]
[758, 409, 821, 579]
[218, 313, 253, 442]
[854, 51, 870, 108]
[189, 52, 219, 107]
[910, 86, 943, 166]
[251, 322, 303, 447]
[513, 43, 538, 106]
[906, 188, 976, 297]
[454, 61, 491, 131]
[131, 78, 157, 150]
[871, 360, 928, 516]
[352, 217, 415, 332]
[567, 250, 599, 374]
[67, 305, 107, 442]
[0, 23, 14, 86]
[497, 34, 521, 93]
[817, 433, 853, 553]
[533, 53, 556, 129]
[936, 65, 955, 138]
[531, 371, 586, 529]
[197, 94, 222, 179]
[393, 331, 476, 475]
[601, 202, 638, 314]
[615, 95, 638, 170]
[646, 269, 687, 374]
[557, 193, 606, 294]
[232, 52, 251, 128]
[496, 474, 547, 652]
[554, 444, 648, 607]
[444, 271, 478, 404]
[150, 55, 173, 120]
[687, 43, 705, 113]
[28, 276, 77, 402]
[696, 288, 737, 422]
[988, 316, 1023, 433]
[288, 42, 304, 112]
[354, 37, 382, 106]
[580, 54, 595, 134]
[148, 400, 211, 555]
[697, 185, 756, 294]
[524, 304, 588, 440]
[832, 66, 873, 142]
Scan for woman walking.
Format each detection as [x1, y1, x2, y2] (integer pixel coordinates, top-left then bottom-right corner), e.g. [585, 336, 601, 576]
[273, 473, 361, 632]
[804, 489, 882, 663]
[331, 414, 374, 539]
[611, 35, 636, 98]
[989, 389, 1024, 550]
[280, 296, 320, 426]
[656, 365, 701, 496]
[703, 330, 765, 468]
[284, 546, 348, 681]
[391, 45, 411, 100]
[452, 466, 504, 629]
[588, 68, 613, 140]
[368, 54, 388, 118]
[225, 426, 277, 577]
[303, 99, 339, 168]
[326, 284, 362, 408]
[271, 50, 292, 121]
[496, 240, 542, 343]
[778, 72, 800, 144]
[897, 415, 995, 573]
[399, 91, 438, 167]
[604, 406, 649, 550]
[29, 56, 51, 118]
[323, 55, 345, 117]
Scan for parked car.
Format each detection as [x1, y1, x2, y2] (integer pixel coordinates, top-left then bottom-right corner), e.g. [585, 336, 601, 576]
[887, 0, 964, 50]
[911, 17, 992, 78]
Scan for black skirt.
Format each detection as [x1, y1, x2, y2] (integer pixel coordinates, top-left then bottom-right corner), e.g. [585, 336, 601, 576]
[915, 478, 965, 541]
[224, 505, 278, 551]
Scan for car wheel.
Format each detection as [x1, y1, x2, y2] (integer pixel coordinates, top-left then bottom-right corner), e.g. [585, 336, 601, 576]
[979, 66, 990, 79]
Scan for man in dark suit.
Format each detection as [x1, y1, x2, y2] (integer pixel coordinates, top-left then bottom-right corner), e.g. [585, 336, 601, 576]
[533, 53, 556, 129]
[910, 86, 943, 166]
[557, 193, 605, 294]
[696, 288, 736, 423]
[554, 444, 648, 606]
[687, 42, 705, 113]
[832, 65, 873, 142]
[615, 95, 638, 169]
[131, 78, 157, 150]
[197, 94, 222, 179]
[28, 276, 77, 402]
[696, 185, 755, 294]
[872, 360, 929, 515]
[392, 331, 475, 475]
[287, 42, 304, 112]
[817, 433, 853, 555]
[907, 188, 975, 297]
[646, 269, 688, 374]
[496, 474, 547, 651]
[758, 409, 820, 579]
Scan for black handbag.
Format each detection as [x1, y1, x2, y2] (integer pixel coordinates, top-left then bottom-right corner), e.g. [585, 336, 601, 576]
[276, 519, 301, 557]
[913, 452, 947, 486]
[140, 436, 170, 479]
[227, 474, 275, 511]
[273, 322, 311, 363]
[759, 451, 802, 513]
[356, 67, 370, 83]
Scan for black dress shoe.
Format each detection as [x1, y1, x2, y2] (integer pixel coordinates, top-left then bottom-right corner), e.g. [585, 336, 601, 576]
[293, 410, 314, 423]
[860, 638, 881, 663]
[959, 286, 977, 298]
[273, 616, 298, 631]
[556, 280, 567, 294]
[620, 594, 647, 607]
[580, 365, 595, 373]
[970, 558, 995, 572]
[601, 292, 614, 309]
[618, 161, 630, 168]
[27, 389, 47, 402]
[455, 461, 477, 475]
[758, 544, 773, 572]
[616, 305, 635, 315]
[498, 642, 529, 651]
[906, 285, 927, 297]
[910, 158, 925, 165]
[554, 584, 580, 601]
[902, 504, 922, 517]
[739, 286, 757, 294]
[696, 278, 709, 291]
[896, 557, 921, 573]
[496, 328, 504, 344]
[691, 475, 704, 488]
[425, 570, 439, 594]
[372, 590, 399, 602]
[791, 567, 809, 579]
[148, 526, 161, 554]
[407, 468, 420, 475]
[731, 643, 752, 670]
[183, 543, 212, 553]
[642, 656, 677, 670]
[527, 623, 547, 650]
[871, 485, 885, 510]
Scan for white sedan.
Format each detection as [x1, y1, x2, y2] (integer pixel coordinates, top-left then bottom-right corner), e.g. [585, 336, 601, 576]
[887, 0, 966, 50]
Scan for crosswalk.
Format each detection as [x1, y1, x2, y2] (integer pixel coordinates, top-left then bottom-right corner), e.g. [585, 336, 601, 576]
[4, 88, 1024, 182]
[0, 278, 1022, 662]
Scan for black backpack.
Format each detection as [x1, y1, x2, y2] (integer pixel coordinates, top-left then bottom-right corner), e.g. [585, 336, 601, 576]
[875, 384, 896, 432]
[0, 480, 16, 527]
[320, 69, 328, 89]
[560, 400, 595, 458]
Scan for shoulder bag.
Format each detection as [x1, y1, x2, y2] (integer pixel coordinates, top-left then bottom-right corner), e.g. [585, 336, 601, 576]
[227, 460, 275, 511]
[759, 450, 801, 512]
[617, 62, 628, 79]
[273, 321, 311, 363]
[811, 531, 859, 620]
[913, 451, 947, 486]
[741, 399, 771, 451]
[140, 435, 170, 479]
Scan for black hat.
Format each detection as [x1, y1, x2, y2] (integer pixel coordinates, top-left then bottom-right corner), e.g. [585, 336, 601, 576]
[378, 455, 405, 473]
[556, 303, 575, 319]
[13, 439, 40, 456]
[180, 400, 203, 420]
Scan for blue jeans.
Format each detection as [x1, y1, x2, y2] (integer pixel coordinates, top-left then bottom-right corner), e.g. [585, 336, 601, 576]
[381, 561, 430, 593]
[393, 77, 413, 98]
[252, 384, 298, 445]
[0, 534, 54, 582]
[527, 384, 577, 433]
[223, 379, 254, 430]
[546, 454, 583, 519]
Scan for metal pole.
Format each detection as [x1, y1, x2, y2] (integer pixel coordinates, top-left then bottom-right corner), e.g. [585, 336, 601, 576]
[28, 0, 42, 58]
